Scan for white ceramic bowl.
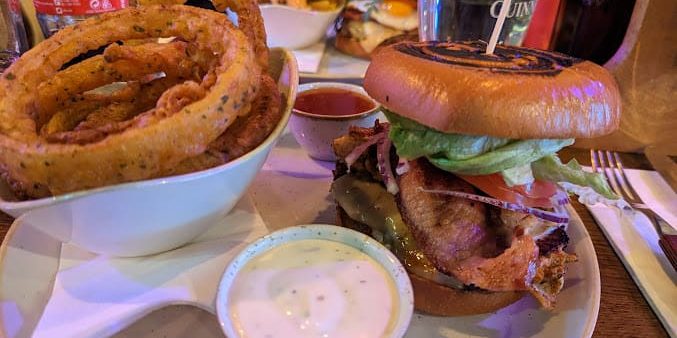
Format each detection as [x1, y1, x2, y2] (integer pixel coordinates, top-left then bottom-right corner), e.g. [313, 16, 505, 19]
[260, 4, 343, 49]
[216, 224, 414, 338]
[0, 49, 299, 257]
[290, 82, 383, 161]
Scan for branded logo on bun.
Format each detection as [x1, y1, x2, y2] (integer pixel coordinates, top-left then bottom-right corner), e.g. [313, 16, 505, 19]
[331, 41, 622, 315]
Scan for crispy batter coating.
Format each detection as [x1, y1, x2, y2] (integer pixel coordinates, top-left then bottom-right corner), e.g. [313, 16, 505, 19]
[81, 81, 142, 102]
[163, 74, 282, 176]
[137, 0, 268, 70]
[42, 65, 202, 144]
[209, 74, 281, 160]
[41, 98, 108, 136]
[36, 41, 199, 127]
[212, 0, 269, 70]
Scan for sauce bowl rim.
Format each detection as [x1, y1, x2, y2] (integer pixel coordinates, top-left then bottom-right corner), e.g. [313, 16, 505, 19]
[216, 223, 414, 338]
[292, 82, 381, 121]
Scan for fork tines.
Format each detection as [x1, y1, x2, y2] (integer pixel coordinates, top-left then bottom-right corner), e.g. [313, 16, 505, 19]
[590, 149, 635, 201]
[591, 149, 677, 271]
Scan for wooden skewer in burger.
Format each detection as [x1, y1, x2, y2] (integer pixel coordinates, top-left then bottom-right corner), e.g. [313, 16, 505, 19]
[331, 3, 623, 315]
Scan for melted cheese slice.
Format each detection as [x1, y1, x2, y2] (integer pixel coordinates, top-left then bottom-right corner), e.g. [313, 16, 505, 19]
[359, 21, 402, 53]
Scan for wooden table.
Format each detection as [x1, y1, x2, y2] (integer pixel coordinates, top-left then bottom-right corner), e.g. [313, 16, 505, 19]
[0, 148, 669, 337]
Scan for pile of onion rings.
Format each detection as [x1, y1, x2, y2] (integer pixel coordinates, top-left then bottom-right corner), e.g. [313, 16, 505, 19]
[0, 4, 279, 200]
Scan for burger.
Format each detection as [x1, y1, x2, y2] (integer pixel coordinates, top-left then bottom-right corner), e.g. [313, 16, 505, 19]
[331, 41, 622, 316]
[334, 0, 418, 59]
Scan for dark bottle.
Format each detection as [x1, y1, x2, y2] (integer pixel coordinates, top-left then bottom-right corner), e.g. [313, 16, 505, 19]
[551, 0, 636, 65]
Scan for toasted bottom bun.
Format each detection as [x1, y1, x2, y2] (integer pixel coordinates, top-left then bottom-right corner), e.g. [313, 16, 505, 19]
[334, 35, 371, 60]
[409, 273, 525, 316]
[336, 204, 525, 316]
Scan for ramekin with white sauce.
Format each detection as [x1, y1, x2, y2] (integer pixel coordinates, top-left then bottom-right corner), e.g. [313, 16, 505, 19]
[216, 224, 414, 338]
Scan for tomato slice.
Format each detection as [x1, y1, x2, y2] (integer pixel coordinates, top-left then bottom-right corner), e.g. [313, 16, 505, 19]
[458, 173, 558, 208]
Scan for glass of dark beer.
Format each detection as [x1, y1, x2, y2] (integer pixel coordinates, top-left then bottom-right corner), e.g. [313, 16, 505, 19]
[419, 0, 538, 45]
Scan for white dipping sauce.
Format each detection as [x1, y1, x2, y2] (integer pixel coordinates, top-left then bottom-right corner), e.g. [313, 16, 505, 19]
[228, 239, 399, 338]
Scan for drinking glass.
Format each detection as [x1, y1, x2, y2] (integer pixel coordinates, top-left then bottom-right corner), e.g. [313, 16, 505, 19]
[419, 0, 538, 45]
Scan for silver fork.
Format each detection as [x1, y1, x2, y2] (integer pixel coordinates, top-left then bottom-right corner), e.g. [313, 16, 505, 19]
[591, 149, 677, 271]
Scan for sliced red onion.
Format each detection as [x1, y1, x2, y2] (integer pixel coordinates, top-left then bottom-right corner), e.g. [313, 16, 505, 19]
[377, 137, 399, 195]
[552, 188, 570, 206]
[420, 188, 570, 224]
[553, 204, 570, 228]
[344, 132, 386, 168]
[341, 125, 399, 194]
[396, 159, 410, 175]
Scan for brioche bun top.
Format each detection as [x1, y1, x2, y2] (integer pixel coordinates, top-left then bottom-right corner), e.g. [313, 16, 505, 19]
[364, 41, 621, 139]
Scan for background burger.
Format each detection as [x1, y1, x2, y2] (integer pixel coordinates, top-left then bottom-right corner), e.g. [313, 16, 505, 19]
[334, 0, 418, 59]
[331, 41, 622, 316]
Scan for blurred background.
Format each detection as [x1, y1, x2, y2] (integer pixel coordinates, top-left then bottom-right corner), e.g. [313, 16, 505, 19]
[11, 0, 677, 153]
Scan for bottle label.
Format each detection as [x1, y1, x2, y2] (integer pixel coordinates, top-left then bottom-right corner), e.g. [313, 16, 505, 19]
[33, 0, 131, 16]
[9, 0, 21, 13]
[489, 0, 536, 19]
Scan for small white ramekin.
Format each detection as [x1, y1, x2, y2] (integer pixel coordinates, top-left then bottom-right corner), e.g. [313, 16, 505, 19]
[216, 224, 414, 338]
[290, 82, 383, 161]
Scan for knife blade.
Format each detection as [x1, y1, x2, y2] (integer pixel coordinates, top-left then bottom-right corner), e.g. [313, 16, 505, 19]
[645, 145, 677, 193]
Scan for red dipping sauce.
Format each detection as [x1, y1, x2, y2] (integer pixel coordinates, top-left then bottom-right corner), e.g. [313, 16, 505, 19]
[294, 88, 376, 117]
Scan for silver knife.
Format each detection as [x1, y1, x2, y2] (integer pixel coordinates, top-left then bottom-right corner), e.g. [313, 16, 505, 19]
[655, 214, 677, 270]
[645, 145, 677, 193]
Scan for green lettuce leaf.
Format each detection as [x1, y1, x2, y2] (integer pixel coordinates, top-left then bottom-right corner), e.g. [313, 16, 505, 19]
[501, 164, 535, 186]
[532, 155, 618, 199]
[384, 109, 617, 200]
[385, 110, 574, 175]
[386, 110, 511, 160]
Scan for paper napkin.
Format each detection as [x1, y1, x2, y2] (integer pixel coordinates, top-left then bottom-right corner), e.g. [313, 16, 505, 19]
[292, 42, 326, 74]
[32, 196, 269, 338]
[584, 169, 676, 336]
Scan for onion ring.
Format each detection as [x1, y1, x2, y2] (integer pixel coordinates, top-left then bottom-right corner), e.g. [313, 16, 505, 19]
[207, 74, 282, 160]
[41, 81, 158, 136]
[41, 99, 109, 136]
[45, 73, 204, 145]
[75, 102, 142, 130]
[81, 81, 142, 102]
[134, 0, 267, 69]
[212, 0, 269, 70]
[0, 5, 261, 198]
[163, 73, 282, 175]
[76, 76, 182, 130]
[36, 40, 199, 126]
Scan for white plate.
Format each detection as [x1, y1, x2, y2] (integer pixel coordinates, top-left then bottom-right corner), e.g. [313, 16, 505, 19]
[253, 133, 602, 338]
[0, 130, 600, 338]
[300, 42, 370, 80]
